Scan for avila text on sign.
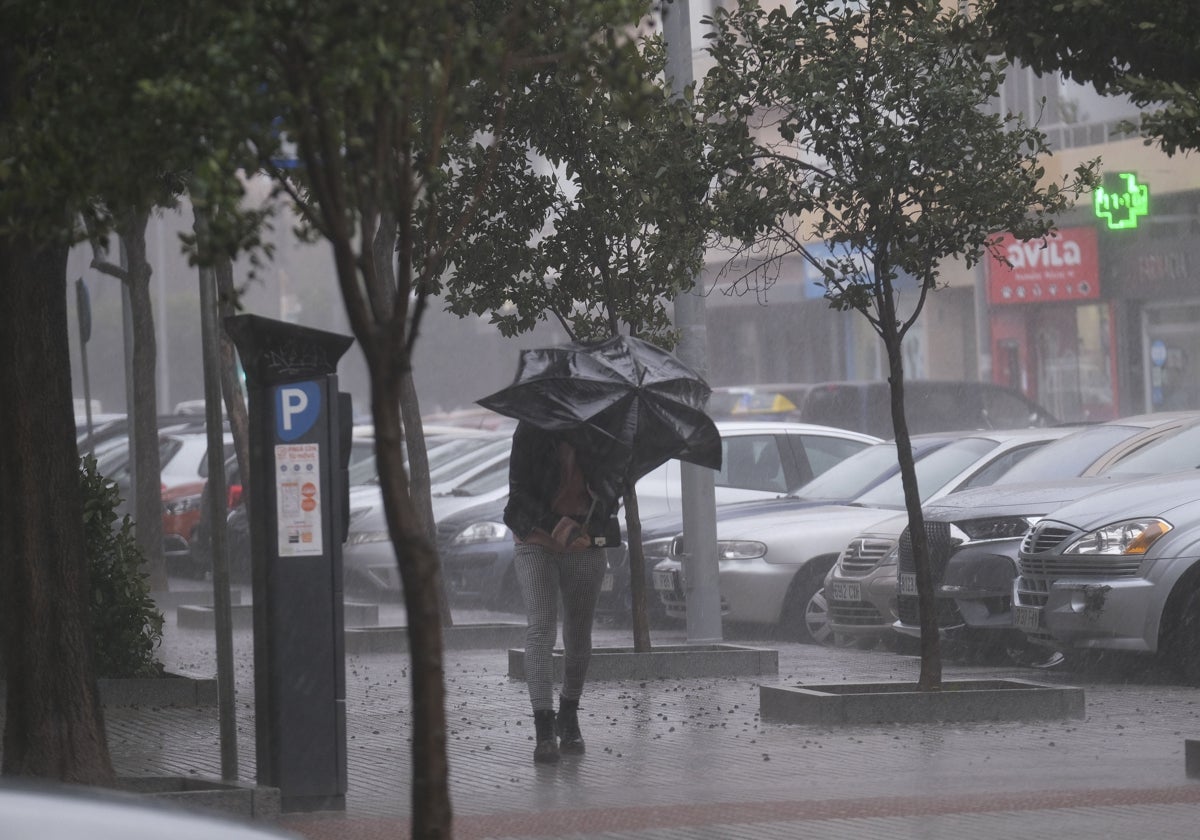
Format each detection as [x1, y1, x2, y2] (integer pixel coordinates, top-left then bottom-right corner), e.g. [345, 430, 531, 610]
[987, 226, 1100, 306]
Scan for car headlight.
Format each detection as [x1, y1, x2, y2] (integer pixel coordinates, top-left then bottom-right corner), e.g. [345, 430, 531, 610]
[1064, 518, 1172, 556]
[163, 494, 202, 515]
[346, 529, 391, 546]
[451, 520, 510, 546]
[642, 537, 680, 560]
[717, 540, 767, 561]
[957, 516, 1039, 542]
[878, 543, 899, 567]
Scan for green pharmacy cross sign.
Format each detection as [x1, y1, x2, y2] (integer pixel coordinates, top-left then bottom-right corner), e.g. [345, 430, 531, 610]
[1094, 172, 1149, 230]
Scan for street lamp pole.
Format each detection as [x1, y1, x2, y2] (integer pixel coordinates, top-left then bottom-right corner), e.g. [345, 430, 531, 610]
[663, 0, 723, 644]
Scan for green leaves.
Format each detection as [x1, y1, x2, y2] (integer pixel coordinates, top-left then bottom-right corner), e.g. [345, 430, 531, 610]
[443, 26, 708, 346]
[79, 456, 164, 679]
[702, 0, 1094, 328]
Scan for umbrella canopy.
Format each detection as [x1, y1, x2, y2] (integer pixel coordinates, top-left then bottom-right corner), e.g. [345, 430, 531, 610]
[478, 335, 722, 505]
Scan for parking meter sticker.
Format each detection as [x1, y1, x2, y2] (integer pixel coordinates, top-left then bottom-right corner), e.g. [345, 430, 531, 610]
[275, 443, 323, 556]
[275, 382, 321, 441]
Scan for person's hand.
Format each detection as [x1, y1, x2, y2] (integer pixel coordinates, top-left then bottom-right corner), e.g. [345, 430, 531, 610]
[551, 516, 590, 550]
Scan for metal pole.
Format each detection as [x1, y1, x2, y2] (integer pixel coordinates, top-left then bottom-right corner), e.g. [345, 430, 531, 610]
[663, 0, 723, 644]
[974, 263, 992, 383]
[121, 238, 138, 514]
[197, 210, 239, 780]
[76, 278, 95, 456]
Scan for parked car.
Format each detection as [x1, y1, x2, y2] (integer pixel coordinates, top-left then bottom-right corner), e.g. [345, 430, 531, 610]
[829, 412, 1200, 651]
[1012, 469, 1200, 682]
[344, 439, 515, 598]
[440, 420, 880, 613]
[630, 420, 879, 520]
[92, 429, 235, 575]
[604, 431, 970, 626]
[886, 412, 1200, 652]
[652, 427, 1073, 642]
[708, 379, 1057, 438]
[0, 779, 299, 840]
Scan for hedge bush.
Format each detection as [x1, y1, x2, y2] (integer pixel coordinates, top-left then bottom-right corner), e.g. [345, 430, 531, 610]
[80, 455, 165, 678]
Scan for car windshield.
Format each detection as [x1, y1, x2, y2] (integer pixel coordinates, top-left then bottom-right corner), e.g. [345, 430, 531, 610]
[1102, 420, 1200, 475]
[852, 436, 1000, 508]
[790, 441, 911, 502]
[448, 459, 509, 497]
[990, 423, 1147, 483]
[428, 438, 509, 484]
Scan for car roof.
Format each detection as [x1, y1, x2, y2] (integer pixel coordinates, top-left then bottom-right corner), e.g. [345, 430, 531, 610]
[712, 418, 880, 442]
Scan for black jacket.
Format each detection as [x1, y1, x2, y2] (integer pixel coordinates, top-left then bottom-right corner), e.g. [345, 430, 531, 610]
[503, 422, 621, 541]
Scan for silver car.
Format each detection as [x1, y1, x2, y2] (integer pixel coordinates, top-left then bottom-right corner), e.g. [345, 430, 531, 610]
[655, 427, 1073, 643]
[1013, 469, 1200, 682]
[829, 412, 1200, 650]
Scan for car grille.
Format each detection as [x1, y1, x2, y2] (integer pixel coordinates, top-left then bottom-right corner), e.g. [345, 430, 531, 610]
[828, 600, 885, 626]
[1018, 554, 1143, 579]
[897, 521, 955, 580]
[839, 538, 894, 577]
[896, 521, 962, 628]
[1019, 523, 1075, 554]
[896, 593, 963, 628]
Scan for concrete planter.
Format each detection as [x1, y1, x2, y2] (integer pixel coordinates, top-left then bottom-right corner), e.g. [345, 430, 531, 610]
[177, 601, 379, 630]
[760, 678, 1085, 725]
[0, 673, 218, 707]
[346, 622, 527, 653]
[116, 776, 280, 821]
[98, 672, 219, 706]
[507, 644, 779, 681]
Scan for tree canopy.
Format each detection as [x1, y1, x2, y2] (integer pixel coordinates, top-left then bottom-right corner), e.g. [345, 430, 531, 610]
[700, 0, 1096, 688]
[984, 0, 1200, 154]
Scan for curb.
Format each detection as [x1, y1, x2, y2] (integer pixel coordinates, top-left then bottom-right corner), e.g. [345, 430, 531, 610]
[507, 644, 780, 681]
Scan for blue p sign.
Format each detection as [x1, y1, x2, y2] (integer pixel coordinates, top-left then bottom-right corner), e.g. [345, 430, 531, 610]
[275, 382, 321, 441]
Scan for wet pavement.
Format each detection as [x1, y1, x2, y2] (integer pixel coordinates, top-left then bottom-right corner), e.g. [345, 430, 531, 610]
[101, 584, 1200, 839]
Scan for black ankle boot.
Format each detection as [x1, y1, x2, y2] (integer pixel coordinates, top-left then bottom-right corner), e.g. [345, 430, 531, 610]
[532, 709, 559, 764]
[556, 696, 585, 755]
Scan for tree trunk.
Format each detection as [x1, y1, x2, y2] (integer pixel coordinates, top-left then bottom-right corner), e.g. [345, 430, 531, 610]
[371, 217, 452, 626]
[623, 480, 652, 653]
[399, 370, 453, 627]
[0, 233, 115, 782]
[120, 210, 167, 591]
[880, 293, 941, 691]
[370, 364, 452, 838]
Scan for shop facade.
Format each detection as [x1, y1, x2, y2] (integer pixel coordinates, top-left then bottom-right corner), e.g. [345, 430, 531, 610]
[986, 184, 1200, 424]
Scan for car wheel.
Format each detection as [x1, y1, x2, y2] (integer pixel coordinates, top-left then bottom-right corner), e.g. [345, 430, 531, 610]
[803, 587, 837, 646]
[1165, 586, 1200, 684]
[780, 567, 831, 645]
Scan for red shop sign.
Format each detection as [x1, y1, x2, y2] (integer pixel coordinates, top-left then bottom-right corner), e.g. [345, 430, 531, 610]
[987, 226, 1100, 305]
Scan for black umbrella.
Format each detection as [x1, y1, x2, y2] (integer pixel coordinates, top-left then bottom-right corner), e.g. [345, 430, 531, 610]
[477, 335, 722, 505]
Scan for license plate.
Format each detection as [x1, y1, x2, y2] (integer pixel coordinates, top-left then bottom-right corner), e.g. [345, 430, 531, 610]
[601, 572, 613, 592]
[653, 569, 677, 592]
[829, 581, 861, 602]
[1014, 605, 1042, 632]
[898, 573, 917, 596]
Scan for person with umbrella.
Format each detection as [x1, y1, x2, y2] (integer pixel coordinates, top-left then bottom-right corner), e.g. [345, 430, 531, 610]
[503, 421, 622, 763]
[481, 335, 722, 764]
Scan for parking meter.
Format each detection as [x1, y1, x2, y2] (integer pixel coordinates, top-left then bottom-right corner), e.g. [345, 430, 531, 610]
[225, 314, 353, 812]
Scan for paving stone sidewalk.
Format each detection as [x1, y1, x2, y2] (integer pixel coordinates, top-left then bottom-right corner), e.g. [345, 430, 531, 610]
[102, 597, 1200, 839]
